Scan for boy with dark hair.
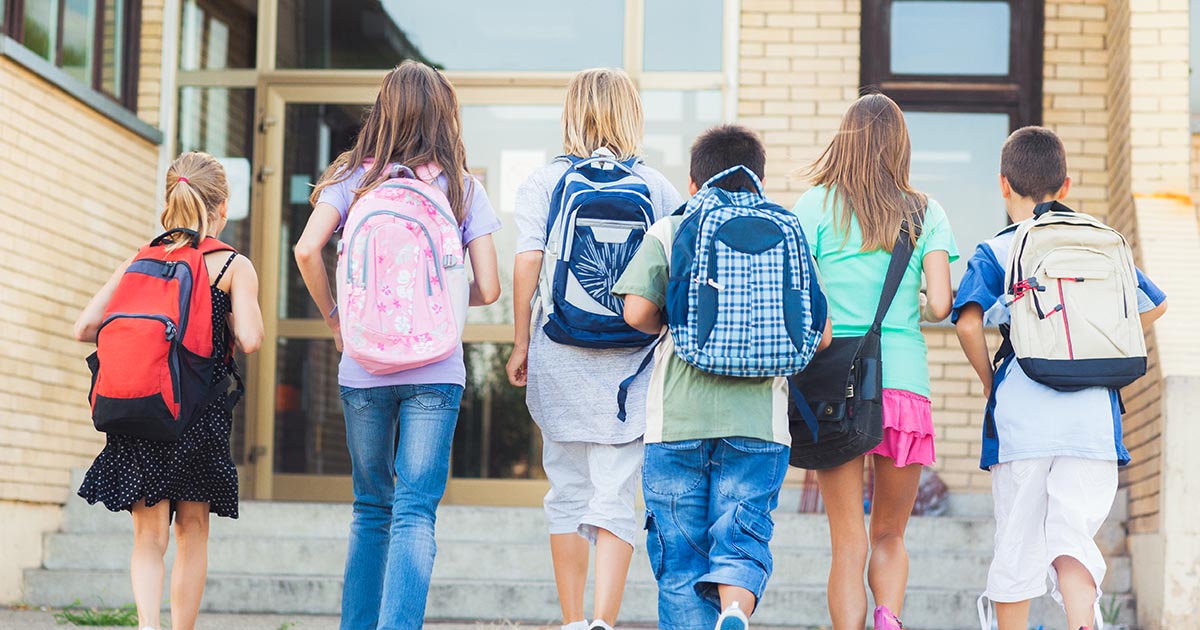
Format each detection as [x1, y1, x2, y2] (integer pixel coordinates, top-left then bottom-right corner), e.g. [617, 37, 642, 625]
[613, 124, 829, 630]
[954, 126, 1167, 630]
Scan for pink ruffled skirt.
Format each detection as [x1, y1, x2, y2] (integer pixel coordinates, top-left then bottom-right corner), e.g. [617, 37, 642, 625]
[867, 388, 936, 467]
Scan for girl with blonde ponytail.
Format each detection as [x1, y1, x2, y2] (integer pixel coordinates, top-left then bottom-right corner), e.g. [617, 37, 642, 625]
[74, 152, 265, 630]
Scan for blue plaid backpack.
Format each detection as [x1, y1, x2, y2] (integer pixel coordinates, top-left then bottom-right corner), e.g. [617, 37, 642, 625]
[665, 165, 826, 376]
[541, 150, 658, 349]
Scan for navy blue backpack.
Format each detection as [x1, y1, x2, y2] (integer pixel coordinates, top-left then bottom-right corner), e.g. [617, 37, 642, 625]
[541, 151, 658, 349]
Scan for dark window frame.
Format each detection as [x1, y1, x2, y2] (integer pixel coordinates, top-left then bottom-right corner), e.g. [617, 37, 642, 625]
[861, 0, 1044, 129]
[3, 0, 140, 111]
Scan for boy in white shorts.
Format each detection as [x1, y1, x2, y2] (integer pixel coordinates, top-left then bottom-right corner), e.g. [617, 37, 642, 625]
[953, 127, 1168, 630]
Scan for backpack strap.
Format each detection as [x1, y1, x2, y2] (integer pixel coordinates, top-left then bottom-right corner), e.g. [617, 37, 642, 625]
[869, 214, 925, 331]
[700, 165, 764, 196]
[1033, 200, 1073, 218]
[150, 228, 201, 249]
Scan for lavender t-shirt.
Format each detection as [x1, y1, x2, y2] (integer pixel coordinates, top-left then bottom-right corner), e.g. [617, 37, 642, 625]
[317, 165, 502, 389]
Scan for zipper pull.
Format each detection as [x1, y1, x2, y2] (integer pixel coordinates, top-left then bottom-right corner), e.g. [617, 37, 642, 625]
[706, 278, 724, 291]
[165, 322, 178, 341]
[161, 261, 176, 277]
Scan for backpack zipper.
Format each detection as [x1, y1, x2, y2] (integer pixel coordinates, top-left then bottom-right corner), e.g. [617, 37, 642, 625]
[98, 313, 182, 404]
[347, 211, 443, 292]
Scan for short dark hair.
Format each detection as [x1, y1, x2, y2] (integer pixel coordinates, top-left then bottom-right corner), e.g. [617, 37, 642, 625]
[689, 125, 767, 192]
[1000, 126, 1067, 201]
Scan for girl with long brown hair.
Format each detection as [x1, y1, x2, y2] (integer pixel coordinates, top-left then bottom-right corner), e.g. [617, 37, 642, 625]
[294, 61, 501, 629]
[792, 93, 958, 630]
[75, 152, 264, 630]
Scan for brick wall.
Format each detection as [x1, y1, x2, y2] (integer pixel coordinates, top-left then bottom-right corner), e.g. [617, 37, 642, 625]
[138, 0, 166, 126]
[0, 62, 160, 505]
[738, 0, 1118, 493]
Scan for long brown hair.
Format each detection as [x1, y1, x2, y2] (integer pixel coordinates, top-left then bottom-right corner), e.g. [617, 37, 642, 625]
[800, 93, 926, 251]
[161, 152, 228, 252]
[310, 61, 472, 222]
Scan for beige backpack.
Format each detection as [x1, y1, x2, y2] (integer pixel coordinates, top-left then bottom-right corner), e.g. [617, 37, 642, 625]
[1003, 201, 1146, 390]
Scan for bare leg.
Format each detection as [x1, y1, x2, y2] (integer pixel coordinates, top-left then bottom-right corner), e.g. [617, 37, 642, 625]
[592, 529, 633, 625]
[996, 600, 1032, 630]
[817, 456, 869, 630]
[550, 533, 590, 624]
[1054, 555, 1098, 629]
[169, 502, 211, 630]
[867, 456, 923, 616]
[718, 584, 757, 616]
[130, 500, 170, 629]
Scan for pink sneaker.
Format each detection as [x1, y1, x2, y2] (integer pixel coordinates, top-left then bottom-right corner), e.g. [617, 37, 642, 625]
[874, 605, 904, 630]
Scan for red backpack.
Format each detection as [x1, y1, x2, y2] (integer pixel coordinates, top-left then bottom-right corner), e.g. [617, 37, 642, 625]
[87, 228, 243, 441]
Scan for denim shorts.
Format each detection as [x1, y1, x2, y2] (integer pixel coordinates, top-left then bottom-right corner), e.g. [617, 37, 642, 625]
[642, 437, 789, 630]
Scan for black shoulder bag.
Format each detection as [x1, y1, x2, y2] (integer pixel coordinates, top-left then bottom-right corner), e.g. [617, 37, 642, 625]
[788, 216, 923, 470]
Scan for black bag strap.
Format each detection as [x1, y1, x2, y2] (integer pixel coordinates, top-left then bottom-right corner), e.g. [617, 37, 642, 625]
[869, 214, 925, 331]
[150, 228, 201, 249]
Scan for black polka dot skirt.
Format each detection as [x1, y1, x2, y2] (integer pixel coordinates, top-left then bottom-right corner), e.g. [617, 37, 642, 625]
[78, 284, 240, 519]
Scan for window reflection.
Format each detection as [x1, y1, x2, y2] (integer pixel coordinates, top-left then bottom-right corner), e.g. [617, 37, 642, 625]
[277, 0, 624, 70]
[905, 111, 1010, 283]
[890, 1, 1010, 76]
[180, 0, 257, 70]
[642, 89, 723, 193]
[61, 0, 96, 84]
[274, 338, 348, 475]
[644, 0, 724, 72]
[454, 343, 545, 480]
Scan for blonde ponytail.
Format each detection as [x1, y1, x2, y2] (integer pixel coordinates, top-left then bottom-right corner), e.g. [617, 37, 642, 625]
[161, 152, 229, 252]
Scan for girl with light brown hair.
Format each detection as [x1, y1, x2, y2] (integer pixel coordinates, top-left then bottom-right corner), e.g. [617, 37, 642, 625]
[792, 93, 958, 630]
[75, 151, 264, 630]
[294, 60, 501, 630]
[506, 68, 682, 630]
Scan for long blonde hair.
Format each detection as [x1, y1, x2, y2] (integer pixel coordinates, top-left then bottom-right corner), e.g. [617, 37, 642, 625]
[801, 93, 926, 251]
[310, 61, 472, 222]
[161, 152, 228, 252]
[562, 68, 643, 160]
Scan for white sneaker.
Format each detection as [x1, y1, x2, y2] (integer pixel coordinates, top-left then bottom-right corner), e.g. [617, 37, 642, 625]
[562, 621, 589, 630]
[716, 601, 749, 630]
[588, 621, 614, 630]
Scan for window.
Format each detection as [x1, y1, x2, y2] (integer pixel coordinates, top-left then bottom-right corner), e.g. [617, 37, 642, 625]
[862, 0, 1043, 281]
[2, 0, 140, 108]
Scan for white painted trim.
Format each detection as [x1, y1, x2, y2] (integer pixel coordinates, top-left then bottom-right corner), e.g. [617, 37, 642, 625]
[156, 0, 183, 226]
[723, 0, 741, 123]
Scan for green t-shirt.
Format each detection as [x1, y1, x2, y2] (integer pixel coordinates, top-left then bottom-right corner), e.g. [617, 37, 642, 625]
[792, 185, 959, 397]
[612, 217, 790, 445]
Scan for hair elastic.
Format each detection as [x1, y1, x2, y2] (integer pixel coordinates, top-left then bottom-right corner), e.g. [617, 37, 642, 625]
[178, 177, 189, 184]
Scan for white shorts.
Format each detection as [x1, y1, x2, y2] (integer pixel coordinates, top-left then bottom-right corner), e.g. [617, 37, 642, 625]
[985, 456, 1117, 605]
[542, 437, 643, 546]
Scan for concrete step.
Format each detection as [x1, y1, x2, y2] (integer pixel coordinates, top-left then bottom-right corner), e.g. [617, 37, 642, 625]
[62, 497, 1123, 553]
[21, 568, 1137, 630]
[39, 531, 1133, 593]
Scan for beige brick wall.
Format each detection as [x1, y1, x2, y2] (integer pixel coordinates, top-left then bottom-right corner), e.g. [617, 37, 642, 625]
[0, 59, 160, 505]
[738, 0, 1119, 493]
[138, 0, 165, 126]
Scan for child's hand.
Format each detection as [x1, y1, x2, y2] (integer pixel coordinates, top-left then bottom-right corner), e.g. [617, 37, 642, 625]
[506, 345, 529, 387]
[326, 313, 343, 353]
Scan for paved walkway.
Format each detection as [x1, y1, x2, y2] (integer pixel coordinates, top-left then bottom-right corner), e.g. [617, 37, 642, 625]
[0, 609, 558, 630]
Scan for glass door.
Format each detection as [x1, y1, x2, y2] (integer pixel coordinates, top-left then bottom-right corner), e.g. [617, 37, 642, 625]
[253, 80, 565, 504]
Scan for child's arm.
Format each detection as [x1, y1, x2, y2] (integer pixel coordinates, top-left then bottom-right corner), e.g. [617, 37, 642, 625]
[294, 204, 343, 350]
[506, 251, 543, 387]
[226, 256, 265, 354]
[623, 295, 663, 335]
[467, 235, 500, 306]
[921, 250, 953, 322]
[74, 255, 135, 343]
[819, 317, 832, 351]
[954, 304, 993, 398]
[1141, 300, 1167, 330]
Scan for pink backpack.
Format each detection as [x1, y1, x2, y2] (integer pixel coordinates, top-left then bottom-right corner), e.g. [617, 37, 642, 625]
[336, 163, 469, 374]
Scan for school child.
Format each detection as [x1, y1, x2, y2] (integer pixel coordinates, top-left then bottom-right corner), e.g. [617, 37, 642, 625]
[75, 151, 265, 630]
[614, 124, 831, 630]
[790, 93, 958, 630]
[953, 126, 1167, 630]
[505, 67, 682, 630]
[294, 61, 502, 630]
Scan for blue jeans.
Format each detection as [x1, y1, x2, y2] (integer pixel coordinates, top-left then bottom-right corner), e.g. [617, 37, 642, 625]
[338, 384, 463, 630]
[642, 438, 789, 630]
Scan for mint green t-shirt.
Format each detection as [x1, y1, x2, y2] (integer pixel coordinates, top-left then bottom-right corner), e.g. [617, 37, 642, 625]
[791, 185, 959, 397]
